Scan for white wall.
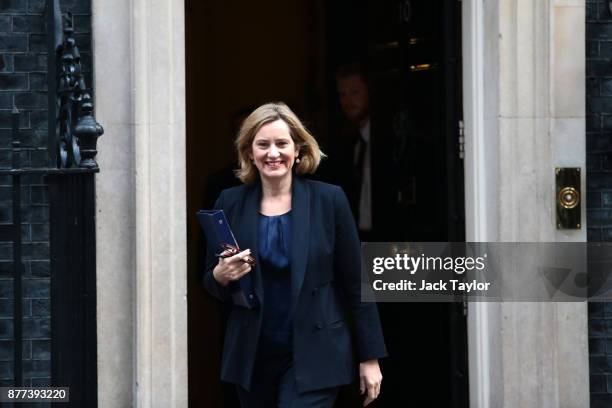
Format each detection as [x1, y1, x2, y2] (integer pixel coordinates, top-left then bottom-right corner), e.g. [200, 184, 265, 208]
[464, 0, 589, 407]
[93, 0, 188, 406]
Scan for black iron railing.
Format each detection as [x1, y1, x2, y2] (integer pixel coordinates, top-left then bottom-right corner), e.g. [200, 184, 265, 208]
[3, 0, 103, 405]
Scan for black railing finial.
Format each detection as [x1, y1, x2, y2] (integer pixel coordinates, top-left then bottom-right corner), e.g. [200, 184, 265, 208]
[53, 8, 104, 169]
[47, 0, 103, 170]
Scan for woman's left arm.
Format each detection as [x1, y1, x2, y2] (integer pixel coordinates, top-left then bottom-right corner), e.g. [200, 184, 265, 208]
[332, 187, 387, 405]
[332, 186, 388, 361]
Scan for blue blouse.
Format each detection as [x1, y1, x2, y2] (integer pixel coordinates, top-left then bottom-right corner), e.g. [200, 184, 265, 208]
[258, 211, 292, 356]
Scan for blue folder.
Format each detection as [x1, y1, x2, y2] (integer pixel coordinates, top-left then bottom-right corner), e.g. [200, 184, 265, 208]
[197, 209, 258, 308]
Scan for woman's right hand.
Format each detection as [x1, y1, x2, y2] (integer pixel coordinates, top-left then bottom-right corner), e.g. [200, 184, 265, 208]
[213, 249, 253, 287]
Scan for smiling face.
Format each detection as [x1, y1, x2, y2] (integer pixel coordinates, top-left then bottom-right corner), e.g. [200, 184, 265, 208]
[250, 119, 299, 184]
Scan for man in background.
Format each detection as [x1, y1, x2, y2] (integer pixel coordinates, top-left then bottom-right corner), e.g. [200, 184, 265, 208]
[325, 63, 376, 239]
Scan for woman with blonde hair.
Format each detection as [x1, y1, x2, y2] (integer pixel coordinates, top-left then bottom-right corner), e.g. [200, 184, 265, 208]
[203, 102, 386, 407]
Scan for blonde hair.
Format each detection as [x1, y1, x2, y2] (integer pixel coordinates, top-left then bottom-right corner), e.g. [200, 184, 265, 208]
[235, 102, 324, 183]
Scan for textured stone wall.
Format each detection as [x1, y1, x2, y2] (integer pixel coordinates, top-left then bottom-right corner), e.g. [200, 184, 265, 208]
[0, 0, 91, 389]
[587, 0, 612, 406]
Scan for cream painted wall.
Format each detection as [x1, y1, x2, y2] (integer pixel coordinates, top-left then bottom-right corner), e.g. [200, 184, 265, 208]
[92, 0, 135, 405]
[94, 0, 187, 406]
[464, 0, 588, 407]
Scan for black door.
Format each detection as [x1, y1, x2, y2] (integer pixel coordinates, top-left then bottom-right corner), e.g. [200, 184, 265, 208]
[328, 0, 467, 406]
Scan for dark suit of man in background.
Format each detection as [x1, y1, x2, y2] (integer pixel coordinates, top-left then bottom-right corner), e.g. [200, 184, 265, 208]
[321, 64, 396, 242]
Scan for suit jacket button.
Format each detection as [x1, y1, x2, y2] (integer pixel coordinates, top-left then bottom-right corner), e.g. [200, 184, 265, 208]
[316, 322, 323, 329]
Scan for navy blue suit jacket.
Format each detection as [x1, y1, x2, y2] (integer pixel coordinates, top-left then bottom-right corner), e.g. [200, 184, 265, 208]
[203, 176, 387, 393]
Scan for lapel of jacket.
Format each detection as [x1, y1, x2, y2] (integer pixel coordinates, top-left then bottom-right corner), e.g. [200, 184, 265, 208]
[291, 177, 310, 309]
[240, 181, 264, 304]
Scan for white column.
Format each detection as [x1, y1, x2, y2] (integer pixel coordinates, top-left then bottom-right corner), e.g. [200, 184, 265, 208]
[463, 0, 588, 407]
[93, 0, 188, 406]
[132, 0, 188, 405]
[93, 0, 135, 405]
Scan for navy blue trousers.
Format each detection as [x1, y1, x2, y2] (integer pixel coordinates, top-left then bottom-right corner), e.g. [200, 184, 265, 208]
[236, 354, 338, 408]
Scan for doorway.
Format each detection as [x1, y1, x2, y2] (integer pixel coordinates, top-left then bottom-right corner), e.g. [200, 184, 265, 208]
[185, 0, 467, 406]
